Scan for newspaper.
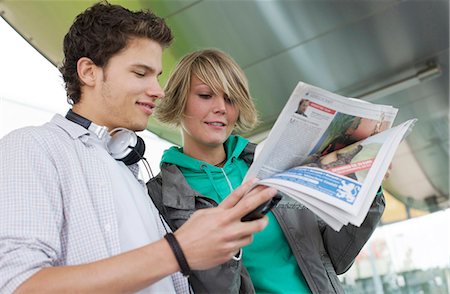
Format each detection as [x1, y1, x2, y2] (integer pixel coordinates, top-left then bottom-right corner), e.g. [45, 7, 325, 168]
[246, 82, 417, 231]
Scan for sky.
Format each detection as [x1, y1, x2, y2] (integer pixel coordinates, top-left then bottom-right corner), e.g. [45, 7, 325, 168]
[0, 17, 173, 175]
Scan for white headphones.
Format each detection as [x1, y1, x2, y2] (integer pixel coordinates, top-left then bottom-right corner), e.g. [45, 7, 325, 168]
[65, 109, 145, 165]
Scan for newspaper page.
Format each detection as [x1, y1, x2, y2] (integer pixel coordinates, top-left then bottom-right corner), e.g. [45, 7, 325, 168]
[256, 119, 417, 231]
[245, 81, 398, 181]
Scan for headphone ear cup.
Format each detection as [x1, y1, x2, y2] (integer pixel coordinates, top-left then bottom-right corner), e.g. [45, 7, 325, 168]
[121, 135, 145, 166]
[108, 129, 146, 166]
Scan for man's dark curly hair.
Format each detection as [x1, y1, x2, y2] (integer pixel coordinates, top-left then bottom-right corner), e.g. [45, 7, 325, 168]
[59, 1, 173, 104]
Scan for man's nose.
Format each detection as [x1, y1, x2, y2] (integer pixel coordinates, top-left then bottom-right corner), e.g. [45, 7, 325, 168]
[147, 81, 164, 99]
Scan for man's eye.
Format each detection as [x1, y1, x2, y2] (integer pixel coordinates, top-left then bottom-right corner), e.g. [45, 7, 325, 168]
[134, 71, 145, 77]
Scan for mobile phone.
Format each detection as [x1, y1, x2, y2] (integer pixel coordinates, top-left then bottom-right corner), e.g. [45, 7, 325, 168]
[241, 194, 282, 222]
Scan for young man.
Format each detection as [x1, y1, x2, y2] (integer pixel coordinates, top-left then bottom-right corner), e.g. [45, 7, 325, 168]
[0, 3, 276, 293]
[295, 99, 309, 117]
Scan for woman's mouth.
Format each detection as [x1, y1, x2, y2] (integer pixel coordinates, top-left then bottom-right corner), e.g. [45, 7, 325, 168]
[205, 121, 226, 127]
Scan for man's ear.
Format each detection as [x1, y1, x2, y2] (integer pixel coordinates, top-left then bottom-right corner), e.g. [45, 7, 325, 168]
[77, 57, 98, 87]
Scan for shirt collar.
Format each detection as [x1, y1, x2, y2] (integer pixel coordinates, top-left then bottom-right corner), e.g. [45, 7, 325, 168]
[52, 113, 91, 140]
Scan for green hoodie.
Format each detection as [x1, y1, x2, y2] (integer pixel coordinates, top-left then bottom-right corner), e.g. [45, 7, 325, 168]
[161, 135, 310, 293]
[161, 135, 250, 203]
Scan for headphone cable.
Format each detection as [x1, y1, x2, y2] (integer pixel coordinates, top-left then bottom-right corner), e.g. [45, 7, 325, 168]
[141, 157, 154, 179]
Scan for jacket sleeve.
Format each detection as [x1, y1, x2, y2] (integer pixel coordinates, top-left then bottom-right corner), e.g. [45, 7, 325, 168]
[320, 188, 385, 274]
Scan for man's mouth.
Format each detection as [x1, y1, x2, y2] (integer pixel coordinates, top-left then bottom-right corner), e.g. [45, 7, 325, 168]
[136, 101, 154, 113]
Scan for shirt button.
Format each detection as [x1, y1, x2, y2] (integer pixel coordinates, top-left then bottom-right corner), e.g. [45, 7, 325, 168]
[104, 224, 111, 232]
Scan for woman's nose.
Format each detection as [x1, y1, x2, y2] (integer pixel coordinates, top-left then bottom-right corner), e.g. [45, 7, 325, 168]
[212, 96, 226, 113]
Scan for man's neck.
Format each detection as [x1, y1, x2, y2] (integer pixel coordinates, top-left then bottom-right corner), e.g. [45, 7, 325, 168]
[72, 103, 111, 130]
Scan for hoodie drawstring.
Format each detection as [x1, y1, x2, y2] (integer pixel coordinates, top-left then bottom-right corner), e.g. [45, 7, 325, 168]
[200, 164, 228, 201]
[198, 156, 248, 201]
[221, 168, 234, 193]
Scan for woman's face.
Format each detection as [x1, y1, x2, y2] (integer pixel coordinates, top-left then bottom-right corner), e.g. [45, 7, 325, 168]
[181, 75, 239, 151]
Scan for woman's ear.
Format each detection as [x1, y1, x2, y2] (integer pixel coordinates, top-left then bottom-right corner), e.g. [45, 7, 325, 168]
[77, 57, 97, 87]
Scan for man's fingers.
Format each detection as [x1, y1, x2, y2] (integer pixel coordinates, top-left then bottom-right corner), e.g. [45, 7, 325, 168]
[227, 186, 278, 220]
[232, 216, 268, 244]
[219, 178, 258, 209]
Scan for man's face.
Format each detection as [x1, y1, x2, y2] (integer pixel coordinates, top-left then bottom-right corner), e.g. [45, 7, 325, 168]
[299, 100, 309, 113]
[92, 38, 164, 131]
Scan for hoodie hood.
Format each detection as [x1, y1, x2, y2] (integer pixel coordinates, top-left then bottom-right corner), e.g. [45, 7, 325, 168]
[161, 135, 250, 202]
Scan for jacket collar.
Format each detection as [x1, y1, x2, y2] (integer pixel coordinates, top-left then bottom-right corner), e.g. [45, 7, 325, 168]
[160, 163, 197, 210]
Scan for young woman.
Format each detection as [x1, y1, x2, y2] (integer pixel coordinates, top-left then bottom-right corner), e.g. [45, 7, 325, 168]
[148, 48, 385, 293]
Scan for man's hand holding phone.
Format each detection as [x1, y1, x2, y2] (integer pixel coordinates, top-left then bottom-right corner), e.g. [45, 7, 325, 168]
[174, 179, 279, 270]
[241, 194, 282, 221]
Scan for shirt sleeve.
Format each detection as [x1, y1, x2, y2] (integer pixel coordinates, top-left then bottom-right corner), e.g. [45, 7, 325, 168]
[0, 128, 64, 293]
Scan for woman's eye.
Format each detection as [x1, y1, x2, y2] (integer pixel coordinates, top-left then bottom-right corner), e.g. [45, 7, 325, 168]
[224, 96, 234, 104]
[198, 94, 212, 99]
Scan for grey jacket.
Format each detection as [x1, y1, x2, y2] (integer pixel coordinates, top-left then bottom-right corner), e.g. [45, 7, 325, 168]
[147, 143, 385, 294]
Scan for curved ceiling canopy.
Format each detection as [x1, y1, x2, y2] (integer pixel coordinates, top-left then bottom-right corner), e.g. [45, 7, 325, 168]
[1, 0, 448, 214]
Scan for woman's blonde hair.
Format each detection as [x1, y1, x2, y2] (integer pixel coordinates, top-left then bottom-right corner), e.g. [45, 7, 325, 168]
[156, 48, 258, 133]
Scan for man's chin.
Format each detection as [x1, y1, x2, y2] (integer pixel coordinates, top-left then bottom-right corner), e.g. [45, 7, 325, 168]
[136, 117, 151, 131]
[126, 122, 147, 133]
[133, 126, 147, 132]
